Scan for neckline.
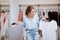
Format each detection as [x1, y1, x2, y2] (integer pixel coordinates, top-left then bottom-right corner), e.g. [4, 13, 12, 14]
[42, 20, 53, 23]
[26, 16, 33, 20]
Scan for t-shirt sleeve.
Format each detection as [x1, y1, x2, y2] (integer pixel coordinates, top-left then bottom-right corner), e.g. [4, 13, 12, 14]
[52, 20, 57, 30]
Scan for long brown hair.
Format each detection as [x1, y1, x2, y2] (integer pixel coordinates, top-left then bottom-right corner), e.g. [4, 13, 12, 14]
[25, 5, 34, 15]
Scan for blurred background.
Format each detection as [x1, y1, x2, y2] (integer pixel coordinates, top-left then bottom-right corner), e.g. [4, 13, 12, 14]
[0, 0, 60, 40]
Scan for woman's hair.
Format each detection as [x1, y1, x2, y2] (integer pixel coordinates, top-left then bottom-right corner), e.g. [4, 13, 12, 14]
[25, 5, 34, 15]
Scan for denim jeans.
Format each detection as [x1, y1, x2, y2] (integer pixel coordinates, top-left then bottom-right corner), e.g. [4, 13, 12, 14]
[26, 29, 40, 40]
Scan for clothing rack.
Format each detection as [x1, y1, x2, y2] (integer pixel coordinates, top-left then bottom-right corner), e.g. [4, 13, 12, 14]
[0, 4, 59, 12]
[19, 4, 59, 12]
[58, 4, 60, 10]
[0, 5, 1, 11]
[0, 10, 10, 12]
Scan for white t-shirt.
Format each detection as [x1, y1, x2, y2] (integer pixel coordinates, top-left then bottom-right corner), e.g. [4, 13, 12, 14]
[39, 20, 57, 30]
[39, 20, 57, 40]
[5, 25, 22, 40]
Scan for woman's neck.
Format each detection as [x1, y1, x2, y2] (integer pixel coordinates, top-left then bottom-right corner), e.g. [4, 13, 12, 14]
[27, 15, 33, 18]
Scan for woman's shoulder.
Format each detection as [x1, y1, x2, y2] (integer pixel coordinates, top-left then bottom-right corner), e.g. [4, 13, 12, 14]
[23, 15, 29, 22]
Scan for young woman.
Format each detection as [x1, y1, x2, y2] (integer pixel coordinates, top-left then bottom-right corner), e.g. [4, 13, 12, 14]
[23, 5, 40, 40]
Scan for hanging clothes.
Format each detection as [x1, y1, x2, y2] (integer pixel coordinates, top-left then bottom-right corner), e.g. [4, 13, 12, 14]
[0, 22, 1, 30]
[1, 12, 5, 36]
[18, 11, 23, 22]
[48, 11, 58, 25]
[39, 20, 57, 40]
[59, 13, 60, 26]
[0, 12, 1, 30]
[54, 11, 58, 26]
[3, 16, 6, 24]
[48, 11, 53, 20]
[5, 25, 20, 40]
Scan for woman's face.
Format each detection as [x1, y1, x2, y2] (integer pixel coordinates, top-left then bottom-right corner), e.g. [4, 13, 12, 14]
[29, 9, 34, 18]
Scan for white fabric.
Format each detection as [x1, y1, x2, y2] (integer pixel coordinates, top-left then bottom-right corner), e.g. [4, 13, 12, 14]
[5, 23, 23, 40]
[39, 20, 57, 40]
[1, 13, 5, 36]
[6, 25, 20, 40]
[1, 13, 8, 36]
[0, 31, 1, 40]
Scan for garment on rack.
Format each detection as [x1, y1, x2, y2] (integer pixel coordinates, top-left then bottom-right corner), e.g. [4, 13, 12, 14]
[0, 22, 1, 30]
[59, 13, 60, 26]
[18, 11, 23, 22]
[5, 25, 20, 40]
[0, 12, 1, 30]
[39, 20, 57, 40]
[48, 11, 58, 25]
[3, 16, 6, 24]
[52, 11, 58, 21]
[48, 11, 53, 20]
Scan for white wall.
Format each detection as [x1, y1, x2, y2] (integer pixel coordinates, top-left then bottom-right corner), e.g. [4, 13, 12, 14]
[0, 0, 9, 5]
[9, 0, 19, 25]
[19, 0, 60, 4]
[0, 0, 60, 5]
